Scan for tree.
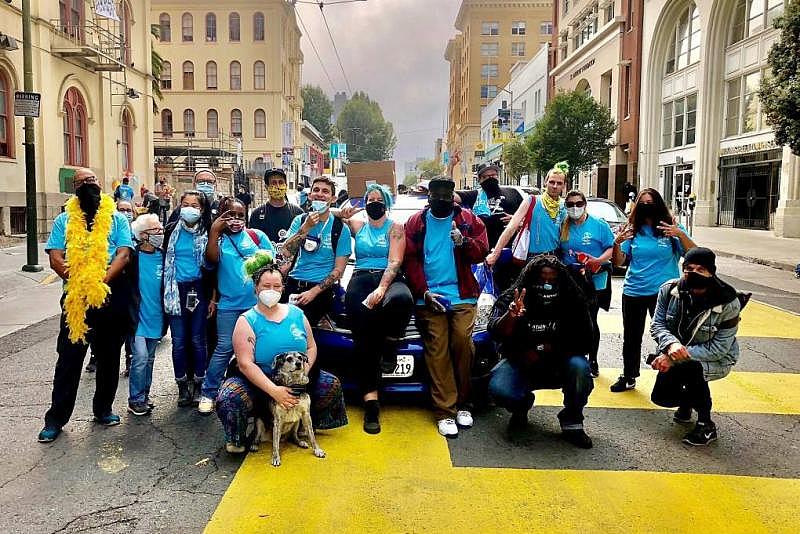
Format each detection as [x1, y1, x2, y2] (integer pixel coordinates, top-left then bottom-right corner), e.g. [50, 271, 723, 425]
[526, 90, 617, 186]
[335, 91, 397, 162]
[403, 173, 419, 187]
[760, 2, 800, 155]
[502, 137, 532, 185]
[416, 159, 445, 180]
[301, 85, 334, 142]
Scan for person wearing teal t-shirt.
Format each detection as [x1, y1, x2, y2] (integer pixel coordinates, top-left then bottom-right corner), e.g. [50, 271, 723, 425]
[611, 188, 696, 393]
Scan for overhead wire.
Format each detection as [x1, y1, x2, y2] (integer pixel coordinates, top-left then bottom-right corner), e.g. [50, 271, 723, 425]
[318, 4, 353, 95]
[295, 8, 338, 93]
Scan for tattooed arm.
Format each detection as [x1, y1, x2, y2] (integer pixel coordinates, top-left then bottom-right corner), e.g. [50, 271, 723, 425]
[232, 316, 280, 398]
[279, 211, 321, 274]
[378, 222, 405, 290]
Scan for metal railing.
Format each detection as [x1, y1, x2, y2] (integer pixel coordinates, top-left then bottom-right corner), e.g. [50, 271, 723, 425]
[49, 17, 125, 70]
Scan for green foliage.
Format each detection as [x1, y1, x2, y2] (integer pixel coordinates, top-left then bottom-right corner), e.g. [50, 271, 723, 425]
[416, 159, 445, 180]
[759, 2, 800, 155]
[501, 137, 532, 184]
[526, 90, 617, 185]
[150, 24, 164, 114]
[335, 91, 397, 162]
[403, 174, 419, 186]
[301, 85, 334, 142]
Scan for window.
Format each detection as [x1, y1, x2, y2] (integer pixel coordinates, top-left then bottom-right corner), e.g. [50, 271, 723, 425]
[207, 110, 218, 138]
[231, 109, 242, 137]
[576, 8, 600, 48]
[206, 61, 217, 89]
[626, 0, 634, 31]
[161, 61, 172, 90]
[183, 109, 195, 136]
[730, 0, 784, 44]
[511, 42, 526, 56]
[159, 13, 171, 42]
[182, 13, 193, 42]
[121, 109, 133, 173]
[229, 12, 240, 41]
[59, 0, 83, 39]
[481, 22, 499, 35]
[182, 61, 194, 90]
[0, 68, 13, 157]
[624, 65, 632, 117]
[512, 21, 526, 35]
[230, 61, 241, 90]
[662, 93, 697, 149]
[254, 12, 265, 41]
[254, 109, 266, 138]
[480, 43, 499, 56]
[206, 13, 217, 42]
[481, 64, 498, 78]
[665, 3, 701, 74]
[725, 71, 767, 137]
[254, 61, 265, 90]
[725, 79, 741, 137]
[605, 1, 615, 23]
[540, 22, 553, 35]
[534, 89, 542, 114]
[120, 1, 132, 66]
[481, 85, 497, 99]
[161, 109, 173, 137]
[63, 88, 88, 166]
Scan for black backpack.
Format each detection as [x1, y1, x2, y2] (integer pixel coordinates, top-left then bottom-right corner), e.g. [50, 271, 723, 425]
[286, 213, 345, 272]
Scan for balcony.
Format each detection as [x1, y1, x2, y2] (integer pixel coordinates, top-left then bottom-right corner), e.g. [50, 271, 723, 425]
[50, 18, 125, 72]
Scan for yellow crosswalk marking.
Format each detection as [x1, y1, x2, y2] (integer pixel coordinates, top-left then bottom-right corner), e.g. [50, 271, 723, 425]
[207, 408, 800, 533]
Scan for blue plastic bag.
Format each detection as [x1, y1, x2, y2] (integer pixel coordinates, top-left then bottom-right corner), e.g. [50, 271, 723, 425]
[474, 262, 498, 297]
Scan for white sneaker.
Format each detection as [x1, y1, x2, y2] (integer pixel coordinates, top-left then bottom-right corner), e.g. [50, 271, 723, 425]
[456, 410, 473, 429]
[197, 396, 215, 414]
[437, 418, 458, 438]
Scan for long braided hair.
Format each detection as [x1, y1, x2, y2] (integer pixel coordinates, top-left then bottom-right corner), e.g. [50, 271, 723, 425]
[499, 254, 588, 311]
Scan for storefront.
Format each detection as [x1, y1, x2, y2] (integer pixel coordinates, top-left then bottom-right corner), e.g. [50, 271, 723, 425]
[717, 147, 782, 230]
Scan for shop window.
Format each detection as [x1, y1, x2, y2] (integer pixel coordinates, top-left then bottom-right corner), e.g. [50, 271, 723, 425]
[665, 2, 701, 74]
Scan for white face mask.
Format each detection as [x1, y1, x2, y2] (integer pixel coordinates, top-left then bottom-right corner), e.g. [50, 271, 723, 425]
[180, 206, 202, 224]
[147, 233, 164, 248]
[567, 206, 585, 220]
[258, 289, 281, 308]
[311, 200, 329, 213]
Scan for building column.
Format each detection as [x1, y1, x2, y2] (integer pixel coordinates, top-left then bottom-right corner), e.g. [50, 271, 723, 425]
[774, 146, 800, 237]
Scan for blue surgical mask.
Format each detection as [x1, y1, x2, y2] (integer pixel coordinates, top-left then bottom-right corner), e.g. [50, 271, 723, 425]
[311, 200, 329, 213]
[196, 183, 215, 196]
[542, 283, 554, 291]
[123, 212, 133, 222]
[180, 206, 202, 224]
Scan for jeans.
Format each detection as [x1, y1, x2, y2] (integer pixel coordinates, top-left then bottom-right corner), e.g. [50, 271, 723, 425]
[489, 356, 594, 429]
[651, 360, 712, 423]
[201, 308, 247, 400]
[621, 293, 658, 379]
[129, 337, 160, 404]
[168, 281, 209, 381]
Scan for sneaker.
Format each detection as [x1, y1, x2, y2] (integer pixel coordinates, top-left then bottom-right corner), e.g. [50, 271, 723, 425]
[37, 426, 62, 443]
[191, 380, 203, 405]
[589, 360, 599, 379]
[127, 402, 151, 417]
[562, 429, 593, 449]
[225, 442, 245, 454]
[197, 396, 215, 415]
[683, 421, 717, 446]
[455, 410, 473, 429]
[363, 400, 381, 434]
[94, 413, 121, 426]
[145, 397, 156, 409]
[437, 418, 458, 438]
[609, 375, 636, 392]
[673, 407, 693, 424]
[85, 358, 97, 373]
[177, 381, 192, 407]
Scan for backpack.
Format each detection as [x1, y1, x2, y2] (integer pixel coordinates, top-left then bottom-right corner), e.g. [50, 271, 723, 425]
[286, 213, 344, 272]
[245, 228, 261, 247]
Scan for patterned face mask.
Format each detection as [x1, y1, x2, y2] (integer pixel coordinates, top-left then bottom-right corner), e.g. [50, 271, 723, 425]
[267, 185, 287, 201]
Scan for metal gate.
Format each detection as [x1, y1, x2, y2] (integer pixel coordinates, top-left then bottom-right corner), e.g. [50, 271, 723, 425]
[717, 150, 782, 229]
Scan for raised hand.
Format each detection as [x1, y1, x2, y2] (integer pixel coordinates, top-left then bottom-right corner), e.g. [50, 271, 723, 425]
[508, 288, 527, 318]
[657, 219, 685, 238]
[450, 221, 464, 246]
[301, 210, 321, 232]
[614, 223, 634, 245]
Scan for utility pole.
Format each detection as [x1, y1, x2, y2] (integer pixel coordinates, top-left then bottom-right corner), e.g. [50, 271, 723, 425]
[21, 0, 42, 273]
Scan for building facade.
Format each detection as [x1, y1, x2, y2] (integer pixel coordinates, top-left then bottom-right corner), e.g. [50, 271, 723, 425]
[0, 0, 155, 237]
[639, 0, 799, 237]
[445, 1, 555, 187]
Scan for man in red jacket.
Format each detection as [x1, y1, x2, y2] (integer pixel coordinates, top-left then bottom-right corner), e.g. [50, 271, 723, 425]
[404, 176, 489, 438]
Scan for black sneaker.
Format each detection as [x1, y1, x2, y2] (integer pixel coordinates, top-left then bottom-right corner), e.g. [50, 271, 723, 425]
[85, 356, 97, 373]
[177, 381, 192, 407]
[589, 360, 599, 379]
[363, 400, 381, 434]
[673, 407, 693, 424]
[609, 376, 636, 392]
[683, 421, 717, 446]
[562, 429, 593, 449]
[127, 402, 151, 416]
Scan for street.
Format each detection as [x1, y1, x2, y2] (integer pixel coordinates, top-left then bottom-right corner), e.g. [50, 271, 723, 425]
[0, 255, 798, 533]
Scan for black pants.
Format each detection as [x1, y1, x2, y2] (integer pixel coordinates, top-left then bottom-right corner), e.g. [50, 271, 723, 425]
[283, 277, 335, 327]
[589, 300, 600, 365]
[44, 285, 130, 428]
[651, 360, 712, 422]
[345, 270, 414, 395]
[621, 293, 658, 379]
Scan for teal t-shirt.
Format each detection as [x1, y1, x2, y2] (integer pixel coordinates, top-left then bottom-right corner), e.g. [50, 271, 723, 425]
[528, 195, 566, 254]
[46, 210, 134, 260]
[620, 224, 686, 297]
[218, 229, 274, 311]
[472, 189, 491, 216]
[286, 214, 353, 283]
[354, 219, 391, 270]
[560, 214, 615, 290]
[136, 249, 164, 338]
[174, 229, 201, 282]
[244, 304, 308, 375]
[417, 211, 476, 307]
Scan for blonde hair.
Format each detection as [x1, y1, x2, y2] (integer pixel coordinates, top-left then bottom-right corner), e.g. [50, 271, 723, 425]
[130, 213, 161, 240]
[559, 189, 586, 242]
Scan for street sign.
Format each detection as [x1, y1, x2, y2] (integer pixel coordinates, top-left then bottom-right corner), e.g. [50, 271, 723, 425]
[338, 143, 347, 159]
[14, 92, 40, 118]
[329, 143, 339, 159]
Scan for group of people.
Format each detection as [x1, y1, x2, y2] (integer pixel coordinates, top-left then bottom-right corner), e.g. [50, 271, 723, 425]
[36, 161, 744, 453]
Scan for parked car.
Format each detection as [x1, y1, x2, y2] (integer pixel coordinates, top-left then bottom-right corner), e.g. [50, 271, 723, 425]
[586, 197, 627, 233]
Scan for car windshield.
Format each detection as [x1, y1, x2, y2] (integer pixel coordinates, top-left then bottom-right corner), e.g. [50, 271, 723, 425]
[587, 199, 626, 224]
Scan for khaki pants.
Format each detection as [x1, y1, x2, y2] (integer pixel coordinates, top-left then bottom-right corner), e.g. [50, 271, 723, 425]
[416, 304, 477, 419]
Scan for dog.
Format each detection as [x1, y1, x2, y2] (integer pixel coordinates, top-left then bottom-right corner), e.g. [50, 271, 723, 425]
[251, 352, 326, 467]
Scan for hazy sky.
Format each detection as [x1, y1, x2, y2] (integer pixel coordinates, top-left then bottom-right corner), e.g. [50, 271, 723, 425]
[295, 0, 461, 176]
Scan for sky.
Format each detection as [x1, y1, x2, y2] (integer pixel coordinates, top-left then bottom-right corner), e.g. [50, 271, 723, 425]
[294, 0, 461, 177]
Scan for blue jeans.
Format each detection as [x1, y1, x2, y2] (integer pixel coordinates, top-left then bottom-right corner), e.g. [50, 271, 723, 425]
[168, 281, 209, 381]
[489, 356, 594, 429]
[201, 308, 247, 399]
[129, 336, 160, 404]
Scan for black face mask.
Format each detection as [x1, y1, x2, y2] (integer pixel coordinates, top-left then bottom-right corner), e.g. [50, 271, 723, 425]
[636, 203, 656, 220]
[76, 183, 101, 221]
[429, 198, 454, 218]
[480, 177, 501, 196]
[529, 282, 558, 307]
[683, 271, 714, 290]
[365, 201, 386, 220]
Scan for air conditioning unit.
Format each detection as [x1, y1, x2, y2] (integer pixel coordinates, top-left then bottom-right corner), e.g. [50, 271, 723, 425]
[0, 34, 19, 51]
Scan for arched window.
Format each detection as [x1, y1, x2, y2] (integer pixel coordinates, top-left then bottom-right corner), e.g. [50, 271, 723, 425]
[63, 87, 88, 166]
[183, 109, 195, 136]
[254, 109, 266, 138]
[207, 109, 219, 138]
[206, 61, 217, 89]
[59, 0, 83, 39]
[182, 13, 193, 42]
[230, 61, 242, 90]
[161, 61, 172, 90]
[254, 12, 265, 41]
[254, 157, 265, 173]
[231, 109, 242, 137]
[254, 61, 266, 90]
[121, 109, 133, 173]
[665, 2, 701, 74]
[729, 0, 784, 45]
[159, 13, 171, 42]
[120, 1, 133, 66]
[182, 61, 194, 90]
[0, 67, 14, 157]
[161, 109, 173, 137]
[229, 12, 241, 41]
[206, 13, 217, 42]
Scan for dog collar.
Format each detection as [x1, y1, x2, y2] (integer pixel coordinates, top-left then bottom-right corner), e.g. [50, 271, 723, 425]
[289, 385, 307, 397]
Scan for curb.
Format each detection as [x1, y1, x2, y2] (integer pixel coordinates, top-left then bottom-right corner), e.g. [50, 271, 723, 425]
[713, 249, 797, 273]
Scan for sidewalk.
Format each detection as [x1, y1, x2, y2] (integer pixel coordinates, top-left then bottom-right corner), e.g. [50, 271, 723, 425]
[690, 226, 800, 272]
[0, 243, 62, 338]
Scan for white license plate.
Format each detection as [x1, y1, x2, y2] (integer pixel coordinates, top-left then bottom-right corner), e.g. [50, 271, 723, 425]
[382, 354, 414, 378]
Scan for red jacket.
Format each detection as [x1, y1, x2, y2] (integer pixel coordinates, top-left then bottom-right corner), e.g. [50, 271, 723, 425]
[403, 206, 489, 301]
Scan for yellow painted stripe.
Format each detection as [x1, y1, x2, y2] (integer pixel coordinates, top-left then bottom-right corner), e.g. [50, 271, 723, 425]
[533, 369, 800, 414]
[40, 273, 59, 285]
[207, 408, 800, 533]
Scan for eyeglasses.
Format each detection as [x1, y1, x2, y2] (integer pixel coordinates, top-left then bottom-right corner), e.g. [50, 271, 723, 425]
[565, 200, 585, 208]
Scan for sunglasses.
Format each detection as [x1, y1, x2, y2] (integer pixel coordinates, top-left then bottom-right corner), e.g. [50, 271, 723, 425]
[565, 200, 586, 208]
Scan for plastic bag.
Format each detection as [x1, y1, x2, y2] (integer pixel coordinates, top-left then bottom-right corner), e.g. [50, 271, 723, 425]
[474, 262, 498, 297]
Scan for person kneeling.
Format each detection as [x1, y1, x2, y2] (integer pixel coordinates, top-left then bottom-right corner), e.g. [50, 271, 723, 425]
[488, 255, 595, 449]
[649, 247, 744, 446]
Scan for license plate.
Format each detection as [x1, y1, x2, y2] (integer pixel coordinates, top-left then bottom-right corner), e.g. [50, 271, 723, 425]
[382, 354, 414, 378]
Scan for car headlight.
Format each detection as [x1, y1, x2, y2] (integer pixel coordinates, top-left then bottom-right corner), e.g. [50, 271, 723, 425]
[474, 292, 496, 332]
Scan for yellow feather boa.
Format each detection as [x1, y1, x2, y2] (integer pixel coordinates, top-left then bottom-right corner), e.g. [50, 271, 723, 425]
[63, 194, 115, 343]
